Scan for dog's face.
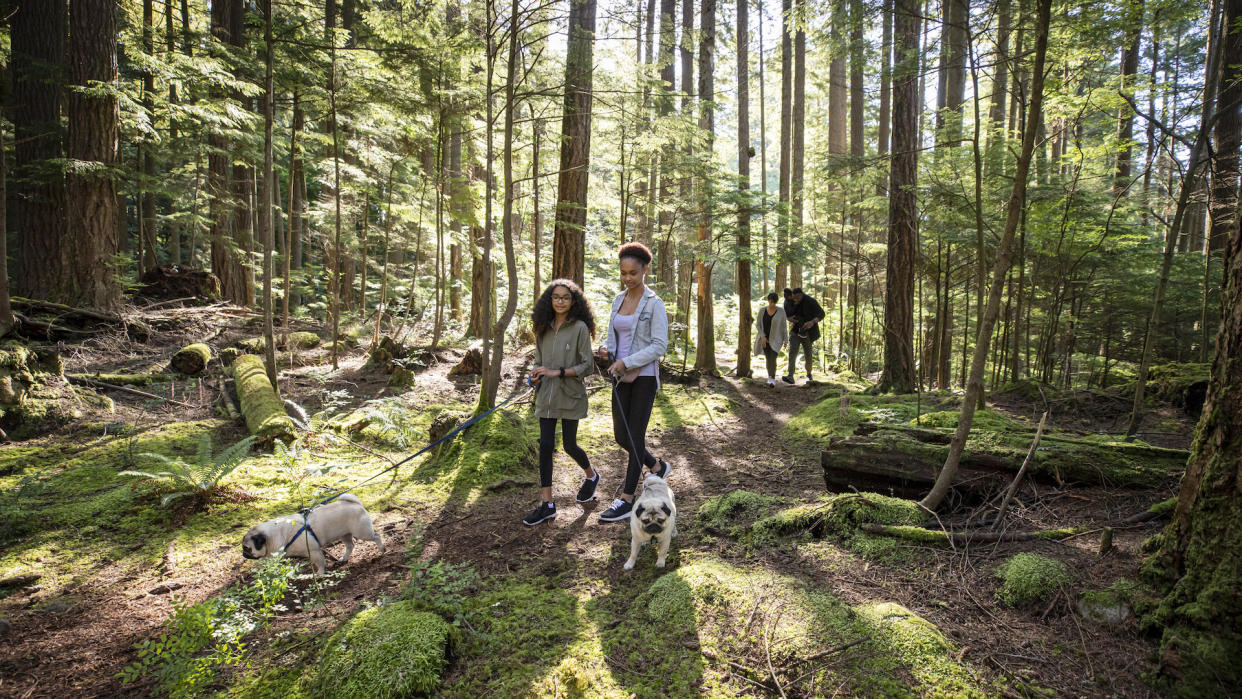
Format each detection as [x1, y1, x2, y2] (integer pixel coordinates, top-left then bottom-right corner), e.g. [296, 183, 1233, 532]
[242, 524, 278, 559]
[635, 501, 672, 535]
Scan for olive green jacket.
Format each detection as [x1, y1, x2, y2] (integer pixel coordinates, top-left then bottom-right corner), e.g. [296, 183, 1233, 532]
[533, 319, 594, 419]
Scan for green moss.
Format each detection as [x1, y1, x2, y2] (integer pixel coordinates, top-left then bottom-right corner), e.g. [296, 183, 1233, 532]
[237, 337, 267, 353]
[751, 493, 926, 562]
[783, 391, 862, 445]
[696, 489, 778, 537]
[312, 601, 452, 698]
[996, 379, 1054, 402]
[914, 409, 1021, 431]
[408, 406, 537, 501]
[71, 372, 178, 387]
[284, 332, 321, 350]
[232, 355, 295, 442]
[855, 602, 986, 697]
[172, 343, 212, 375]
[995, 553, 1071, 607]
[1148, 497, 1178, 516]
[220, 347, 244, 366]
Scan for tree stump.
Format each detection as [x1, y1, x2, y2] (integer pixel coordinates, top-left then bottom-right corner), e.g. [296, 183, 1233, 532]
[171, 343, 212, 375]
[135, 265, 221, 302]
[448, 342, 484, 376]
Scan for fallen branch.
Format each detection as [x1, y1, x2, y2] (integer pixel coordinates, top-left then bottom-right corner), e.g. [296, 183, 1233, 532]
[11, 297, 123, 324]
[65, 375, 194, 408]
[780, 635, 871, 670]
[859, 523, 1086, 544]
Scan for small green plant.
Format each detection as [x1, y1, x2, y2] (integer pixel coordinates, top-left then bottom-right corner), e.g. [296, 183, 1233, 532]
[401, 559, 480, 628]
[995, 553, 1071, 607]
[362, 398, 421, 448]
[119, 434, 256, 507]
[119, 555, 295, 697]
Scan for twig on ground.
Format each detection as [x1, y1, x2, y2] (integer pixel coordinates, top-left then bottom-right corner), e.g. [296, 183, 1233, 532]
[994, 411, 1049, 529]
[763, 604, 788, 699]
[66, 375, 194, 408]
[780, 635, 871, 670]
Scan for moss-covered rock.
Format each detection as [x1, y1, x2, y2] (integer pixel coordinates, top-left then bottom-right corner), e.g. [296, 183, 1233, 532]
[751, 492, 926, 561]
[1077, 579, 1142, 625]
[284, 332, 321, 350]
[312, 601, 452, 699]
[171, 343, 212, 375]
[231, 355, 295, 442]
[236, 337, 267, 354]
[696, 489, 778, 537]
[854, 602, 986, 697]
[995, 553, 1070, 607]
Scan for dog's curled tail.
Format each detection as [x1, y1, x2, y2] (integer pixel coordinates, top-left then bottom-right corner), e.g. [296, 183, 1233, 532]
[337, 493, 362, 505]
[284, 399, 310, 430]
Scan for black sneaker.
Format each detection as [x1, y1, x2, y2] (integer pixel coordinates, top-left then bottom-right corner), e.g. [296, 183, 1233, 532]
[598, 498, 633, 522]
[576, 472, 601, 502]
[781, 375, 795, 385]
[522, 501, 557, 526]
[806, 374, 814, 383]
[651, 459, 671, 479]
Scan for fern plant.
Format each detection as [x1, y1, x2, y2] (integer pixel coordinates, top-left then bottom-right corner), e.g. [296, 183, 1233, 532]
[120, 434, 257, 507]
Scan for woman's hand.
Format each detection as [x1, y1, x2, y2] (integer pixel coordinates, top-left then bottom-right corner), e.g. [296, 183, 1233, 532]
[596, 346, 611, 361]
[529, 366, 548, 385]
[761, 336, 769, 347]
[607, 359, 628, 377]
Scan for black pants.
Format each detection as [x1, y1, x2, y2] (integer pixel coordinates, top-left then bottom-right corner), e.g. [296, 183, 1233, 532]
[538, 418, 591, 489]
[788, 333, 815, 377]
[763, 346, 779, 378]
[613, 376, 658, 496]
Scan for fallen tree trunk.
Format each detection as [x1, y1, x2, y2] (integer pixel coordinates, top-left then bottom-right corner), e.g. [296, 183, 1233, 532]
[859, 523, 1086, 544]
[822, 428, 1187, 498]
[231, 354, 295, 442]
[171, 343, 212, 375]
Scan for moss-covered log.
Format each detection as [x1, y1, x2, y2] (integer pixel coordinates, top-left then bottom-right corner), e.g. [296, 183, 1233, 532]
[284, 331, 321, 350]
[67, 372, 176, 387]
[171, 343, 212, 375]
[821, 428, 1187, 498]
[859, 523, 1085, 545]
[231, 355, 295, 442]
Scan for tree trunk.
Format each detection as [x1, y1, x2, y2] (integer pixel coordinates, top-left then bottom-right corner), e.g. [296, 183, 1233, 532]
[736, 0, 753, 378]
[876, 0, 920, 394]
[552, 0, 596, 289]
[1113, 0, 1143, 195]
[11, 0, 67, 300]
[0, 124, 11, 335]
[64, 0, 121, 310]
[209, 0, 248, 305]
[920, 0, 1052, 510]
[1209, 0, 1238, 259]
[695, 0, 718, 374]
[1143, 58, 1242, 685]
[260, 0, 278, 388]
[776, 0, 792, 292]
[789, 0, 806, 289]
[140, 0, 158, 274]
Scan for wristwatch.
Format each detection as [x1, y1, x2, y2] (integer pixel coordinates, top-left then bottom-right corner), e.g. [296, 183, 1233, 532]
[560, 368, 566, 378]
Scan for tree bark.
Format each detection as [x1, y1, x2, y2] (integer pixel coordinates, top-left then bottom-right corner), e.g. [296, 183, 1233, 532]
[64, 0, 122, 310]
[11, 0, 67, 300]
[876, 0, 920, 394]
[1113, 0, 1144, 195]
[736, 0, 753, 378]
[695, 0, 719, 374]
[920, 0, 1052, 510]
[209, 0, 249, 305]
[776, 0, 792, 291]
[552, 0, 596, 289]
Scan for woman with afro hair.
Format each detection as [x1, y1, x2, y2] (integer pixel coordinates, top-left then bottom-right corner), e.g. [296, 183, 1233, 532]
[522, 279, 599, 526]
[596, 242, 671, 523]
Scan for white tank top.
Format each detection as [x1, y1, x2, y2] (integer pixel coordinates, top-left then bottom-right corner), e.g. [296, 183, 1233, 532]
[612, 312, 658, 378]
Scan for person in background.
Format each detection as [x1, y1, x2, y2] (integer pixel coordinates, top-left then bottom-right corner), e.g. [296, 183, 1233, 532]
[754, 292, 788, 387]
[783, 287, 825, 385]
[596, 242, 671, 523]
[523, 279, 598, 526]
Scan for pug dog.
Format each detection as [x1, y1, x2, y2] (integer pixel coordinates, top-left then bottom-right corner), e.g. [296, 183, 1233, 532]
[241, 494, 385, 574]
[623, 474, 678, 570]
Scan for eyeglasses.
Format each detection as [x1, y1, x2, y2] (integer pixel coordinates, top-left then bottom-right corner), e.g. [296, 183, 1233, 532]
[551, 295, 573, 302]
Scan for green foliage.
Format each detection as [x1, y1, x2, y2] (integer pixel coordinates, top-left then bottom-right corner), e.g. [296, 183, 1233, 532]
[752, 492, 926, 561]
[119, 555, 296, 698]
[400, 559, 480, 626]
[120, 434, 256, 507]
[312, 601, 453, 699]
[995, 553, 1071, 607]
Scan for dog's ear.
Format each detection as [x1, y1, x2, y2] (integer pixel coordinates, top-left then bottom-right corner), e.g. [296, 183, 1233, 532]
[660, 503, 671, 516]
[252, 532, 266, 549]
[635, 504, 646, 518]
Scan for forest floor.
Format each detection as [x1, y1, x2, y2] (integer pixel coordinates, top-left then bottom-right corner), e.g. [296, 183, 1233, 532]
[0, 305, 1192, 698]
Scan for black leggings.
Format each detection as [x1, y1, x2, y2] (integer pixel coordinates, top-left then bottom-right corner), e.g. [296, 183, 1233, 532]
[613, 376, 658, 496]
[764, 346, 779, 378]
[538, 418, 591, 489]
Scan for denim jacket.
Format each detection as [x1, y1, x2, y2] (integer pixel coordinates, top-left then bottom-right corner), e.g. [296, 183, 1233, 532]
[605, 286, 669, 388]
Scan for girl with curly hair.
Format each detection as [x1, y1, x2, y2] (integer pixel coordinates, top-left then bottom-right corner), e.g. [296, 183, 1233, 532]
[522, 279, 599, 526]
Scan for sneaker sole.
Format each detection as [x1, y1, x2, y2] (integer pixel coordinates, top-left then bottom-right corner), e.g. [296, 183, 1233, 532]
[523, 512, 557, 526]
[575, 494, 598, 503]
[598, 512, 632, 522]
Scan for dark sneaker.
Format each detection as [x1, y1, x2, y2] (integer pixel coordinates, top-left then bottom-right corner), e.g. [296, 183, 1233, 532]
[806, 374, 815, 383]
[576, 472, 601, 502]
[651, 459, 671, 479]
[781, 375, 795, 385]
[598, 498, 633, 522]
[522, 502, 557, 526]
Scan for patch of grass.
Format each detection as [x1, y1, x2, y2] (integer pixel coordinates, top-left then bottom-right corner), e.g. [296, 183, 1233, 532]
[914, 408, 1024, 431]
[854, 601, 987, 697]
[312, 601, 453, 698]
[410, 407, 537, 502]
[995, 553, 1071, 607]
